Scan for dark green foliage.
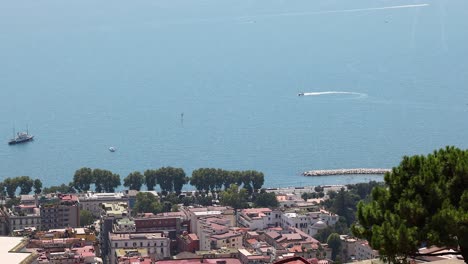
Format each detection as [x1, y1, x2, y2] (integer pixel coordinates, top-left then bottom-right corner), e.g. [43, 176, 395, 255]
[246, 170, 265, 192]
[72, 167, 93, 192]
[123, 171, 145, 191]
[327, 233, 342, 261]
[301, 192, 321, 201]
[80, 210, 95, 227]
[42, 183, 76, 194]
[93, 169, 120, 192]
[219, 184, 249, 209]
[162, 201, 173, 212]
[144, 169, 157, 191]
[347, 181, 381, 200]
[314, 185, 324, 192]
[2, 176, 36, 197]
[154, 167, 187, 194]
[353, 146, 468, 263]
[33, 179, 42, 194]
[190, 168, 218, 193]
[173, 169, 188, 195]
[17, 176, 34, 194]
[190, 168, 265, 194]
[254, 192, 279, 208]
[5, 197, 20, 208]
[326, 187, 361, 226]
[162, 193, 181, 205]
[133, 192, 162, 215]
[3, 177, 18, 198]
[0, 182, 5, 197]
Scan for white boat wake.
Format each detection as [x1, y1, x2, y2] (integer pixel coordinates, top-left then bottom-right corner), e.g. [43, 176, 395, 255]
[247, 4, 429, 19]
[302, 91, 368, 98]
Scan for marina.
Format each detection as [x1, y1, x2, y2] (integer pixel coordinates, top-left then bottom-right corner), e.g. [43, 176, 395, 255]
[303, 168, 391, 176]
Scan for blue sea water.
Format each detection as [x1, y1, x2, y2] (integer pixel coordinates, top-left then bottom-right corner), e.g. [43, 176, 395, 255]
[1, 0, 467, 189]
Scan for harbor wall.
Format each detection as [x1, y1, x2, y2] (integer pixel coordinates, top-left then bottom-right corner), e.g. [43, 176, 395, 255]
[302, 168, 391, 176]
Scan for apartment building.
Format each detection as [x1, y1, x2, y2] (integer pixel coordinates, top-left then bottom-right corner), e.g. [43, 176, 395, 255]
[6, 204, 41, 234]
[78, 192, 128, 217]
[40, 194, 80, 230]
[237, 208, 281, 230]
[108, 232, 171, 263]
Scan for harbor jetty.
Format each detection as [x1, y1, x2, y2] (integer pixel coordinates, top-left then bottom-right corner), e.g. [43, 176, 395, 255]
[302, 168, 391, 176]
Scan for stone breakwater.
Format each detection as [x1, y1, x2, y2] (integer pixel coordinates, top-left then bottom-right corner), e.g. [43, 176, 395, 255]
[302, 168, 391, 176]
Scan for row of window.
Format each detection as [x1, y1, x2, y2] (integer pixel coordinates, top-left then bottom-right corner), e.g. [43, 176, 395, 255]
[115, 242, 165, 248]
[12, 219, 40, 225]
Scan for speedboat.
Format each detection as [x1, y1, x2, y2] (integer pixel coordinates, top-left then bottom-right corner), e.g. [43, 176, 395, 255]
[298, 93, 304, 96]
[109, 147, 116, 152]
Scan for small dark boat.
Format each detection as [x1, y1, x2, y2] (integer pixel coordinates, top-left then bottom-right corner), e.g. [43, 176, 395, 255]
[298, 93, 304, 96]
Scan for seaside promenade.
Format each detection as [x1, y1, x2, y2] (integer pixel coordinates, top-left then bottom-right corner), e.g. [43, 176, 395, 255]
[302, 168, 391, 176]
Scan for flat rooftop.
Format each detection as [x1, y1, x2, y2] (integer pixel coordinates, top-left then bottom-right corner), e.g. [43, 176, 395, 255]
[0, 236, 32, 264]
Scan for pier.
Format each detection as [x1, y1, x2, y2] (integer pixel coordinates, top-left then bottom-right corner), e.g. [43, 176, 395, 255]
[302, 168, 391, 176]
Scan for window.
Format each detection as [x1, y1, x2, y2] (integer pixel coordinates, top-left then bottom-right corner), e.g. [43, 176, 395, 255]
[125, 242, 128, 247]
[115, 243, 118, 248]
[140, 242, 143, 247]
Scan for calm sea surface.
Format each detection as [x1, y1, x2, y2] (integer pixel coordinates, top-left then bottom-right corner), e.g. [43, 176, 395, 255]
[1, 0, 467, 189]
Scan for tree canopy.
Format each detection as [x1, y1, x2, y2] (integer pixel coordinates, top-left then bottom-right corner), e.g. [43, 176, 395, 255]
[80, 210, 95, 227]
[133, 192, 162, 215]
[219, 184, 249, 209]
[327, 233, 342, 261]
[353, 146, 468, 263]
[72, 167, 93, 192]
[254, 191, 279, 208]
[123, 171, 145, 191]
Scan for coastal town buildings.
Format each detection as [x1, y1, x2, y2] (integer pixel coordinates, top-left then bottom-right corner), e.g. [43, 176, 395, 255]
[39, 194, 80, 230]
[177, 231, 199, 253]
[78, 192, 129, 217]
[0, 185, 406, 264]
[237, 208, 282, 230]
[108, 232, 171, 263]
[5, 204, 41, 234]
[100, 202, 130, 260]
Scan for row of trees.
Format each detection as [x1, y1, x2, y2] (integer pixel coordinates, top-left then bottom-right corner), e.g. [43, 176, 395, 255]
[72, 167, 264, 195]
[0, 176, 42, 198]
[1, 167, 265, 197]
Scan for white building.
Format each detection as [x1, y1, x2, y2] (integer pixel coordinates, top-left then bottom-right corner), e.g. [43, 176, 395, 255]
[307, 220, 327, 236]
[7, 205, 41, 234]
[280, 212, 310, 233]
[237, 208, 281, 230]
[181, 206, 234, 234]
[308, 209, 339, 226]
[78, 192, 128, 217]
[108, 232, 170, 264]
[197, 215, 231, 250]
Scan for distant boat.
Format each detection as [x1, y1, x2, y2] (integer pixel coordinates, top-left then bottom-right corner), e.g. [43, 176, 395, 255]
[8, 128, 34, 145]
[298, 93, 305, 96]
[109, 147, 116, 152]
